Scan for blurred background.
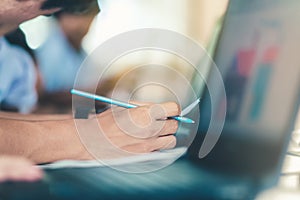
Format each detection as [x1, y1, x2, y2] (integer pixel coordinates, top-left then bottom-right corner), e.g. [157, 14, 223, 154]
[16, 0, 228, 113]
[9, 0, 300, 195]
[16, 0, 299, 155]
[21, 0, 228, 53]
[14, 1, 300, 122]
[17, 0, 300, 170]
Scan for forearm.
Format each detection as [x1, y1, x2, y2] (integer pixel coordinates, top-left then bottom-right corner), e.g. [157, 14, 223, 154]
[0, 112, 73, 121]
[0, 113, 92, 164]
[0, 101, 181, 163]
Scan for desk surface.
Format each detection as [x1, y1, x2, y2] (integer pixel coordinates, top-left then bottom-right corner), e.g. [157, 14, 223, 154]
[2, 150, 300, 200]
[0, 159, 259, 200]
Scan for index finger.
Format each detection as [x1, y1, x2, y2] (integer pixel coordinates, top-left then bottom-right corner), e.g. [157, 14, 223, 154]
[149, 102, 180, 120]
[129, 101, 152, 107]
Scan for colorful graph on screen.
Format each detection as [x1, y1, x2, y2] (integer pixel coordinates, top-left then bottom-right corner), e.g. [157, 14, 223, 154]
[224, 44, 279, 121]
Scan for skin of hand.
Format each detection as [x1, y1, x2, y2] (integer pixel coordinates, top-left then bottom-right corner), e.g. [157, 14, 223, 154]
[0, 102, 180, 163]
[97, 102, 179, 154]
[0, 0, 61, 36]
[0, 0, 181, 164]
[0, 1, 180, 161]
[0, 0, 60, 183]
[0, 155, 43, 183]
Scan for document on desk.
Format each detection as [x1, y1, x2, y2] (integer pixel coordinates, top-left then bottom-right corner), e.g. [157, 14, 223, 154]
[39, 147, 187, 170]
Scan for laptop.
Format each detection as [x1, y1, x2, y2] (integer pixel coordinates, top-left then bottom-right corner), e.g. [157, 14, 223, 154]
[1, 0, 300, 199]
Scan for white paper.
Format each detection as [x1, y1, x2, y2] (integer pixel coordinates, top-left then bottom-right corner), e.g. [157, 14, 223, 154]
[39, 147, 187, 170]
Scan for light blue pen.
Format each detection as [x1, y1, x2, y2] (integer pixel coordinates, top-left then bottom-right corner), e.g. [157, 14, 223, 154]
[71, 89, 195, 124]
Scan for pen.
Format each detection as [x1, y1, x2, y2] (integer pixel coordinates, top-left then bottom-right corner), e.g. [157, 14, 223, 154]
[71, 89, 195, 124]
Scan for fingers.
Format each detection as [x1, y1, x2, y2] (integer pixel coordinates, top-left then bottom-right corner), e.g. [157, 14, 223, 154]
[97, 101, 180, 154]
[122, 135, 177, 153]
[111, 105, 179, 138]
[102, 101, 180, 137]
[158, 119, 178, 136]
[128, 101, 151, 106]
[107, 119, 178, 147]
[0, 156, 43, 183]
[148, 102, 180, 120]
[125, 102, 180, 125]
[155, 135, 177, 150]
[128, 101, 180, 119]
[130, 102, 179, 137]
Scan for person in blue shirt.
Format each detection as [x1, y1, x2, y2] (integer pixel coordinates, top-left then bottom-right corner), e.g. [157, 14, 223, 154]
[37, 9, 98, 92]
[0, 0, 63, 183]
[0, 0, 180, 182]
[35, 7, 99, 113]
[0, 37, 37, 113]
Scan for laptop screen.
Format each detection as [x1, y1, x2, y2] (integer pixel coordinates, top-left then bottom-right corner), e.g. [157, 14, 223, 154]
[214, 0, 300, 138]
[189, 0, 300, 180]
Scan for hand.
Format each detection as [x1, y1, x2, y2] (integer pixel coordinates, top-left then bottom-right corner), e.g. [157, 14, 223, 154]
[97, 102, 180, 154]
[0, 156, 43, 183]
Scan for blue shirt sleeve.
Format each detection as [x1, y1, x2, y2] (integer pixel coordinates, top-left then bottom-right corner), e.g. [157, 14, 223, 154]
[0, 37, 37, 113]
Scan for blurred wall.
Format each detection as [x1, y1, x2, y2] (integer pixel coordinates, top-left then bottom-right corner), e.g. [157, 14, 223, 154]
[186, 0, 228, 46]
[84, 0, 228, 52]
[83, 0, 229, 103]
[21, 0, 229, 104]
